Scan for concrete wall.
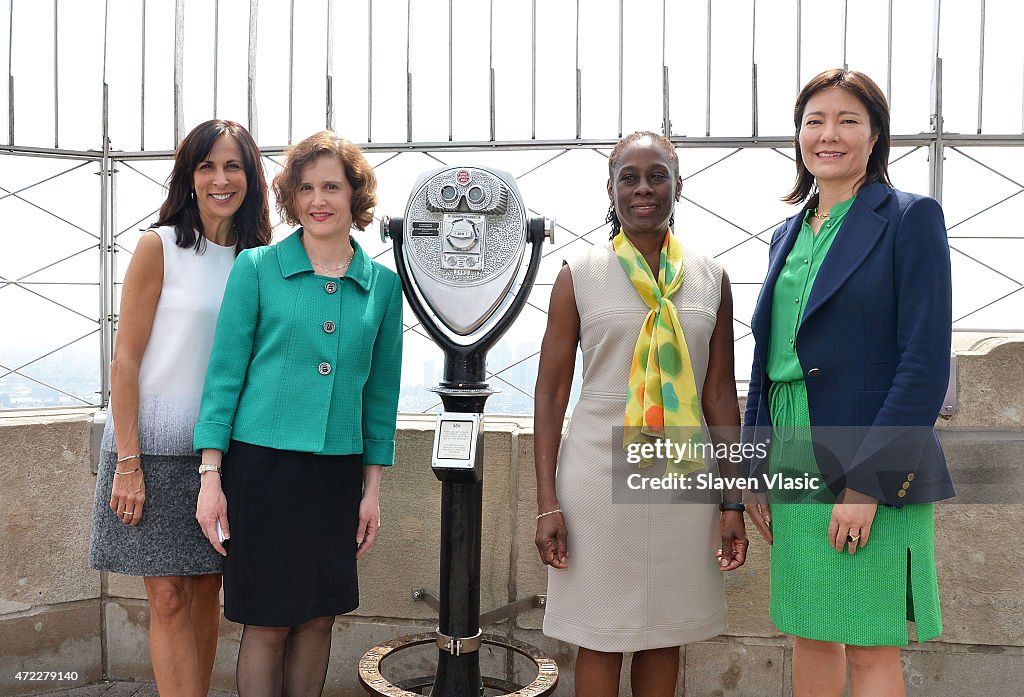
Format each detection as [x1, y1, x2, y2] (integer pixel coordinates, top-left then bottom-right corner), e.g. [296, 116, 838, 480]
[1, 336, 1022, 697]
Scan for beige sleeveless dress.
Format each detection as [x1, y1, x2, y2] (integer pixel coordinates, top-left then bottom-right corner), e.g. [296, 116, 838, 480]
[542, 241, 729, 652]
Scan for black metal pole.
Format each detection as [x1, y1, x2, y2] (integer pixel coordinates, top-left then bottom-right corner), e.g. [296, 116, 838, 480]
[432, 478, 484, 695]
[431, 363, 488, 697]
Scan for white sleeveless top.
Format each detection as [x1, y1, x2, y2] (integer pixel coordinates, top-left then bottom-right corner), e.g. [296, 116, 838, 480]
[101, 226, 237, 455]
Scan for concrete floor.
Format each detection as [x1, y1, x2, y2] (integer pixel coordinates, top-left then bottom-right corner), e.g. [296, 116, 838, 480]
[21, 683, 237, 697]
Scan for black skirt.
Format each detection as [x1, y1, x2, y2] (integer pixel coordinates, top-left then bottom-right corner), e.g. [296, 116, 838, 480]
[221, 440, 364, 626]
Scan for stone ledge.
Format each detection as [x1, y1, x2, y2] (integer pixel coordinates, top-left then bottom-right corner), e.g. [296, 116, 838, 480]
[0, 601, 102, 697]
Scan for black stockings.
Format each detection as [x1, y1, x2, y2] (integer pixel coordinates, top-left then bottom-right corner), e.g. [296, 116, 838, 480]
[236, 616, 336, 697]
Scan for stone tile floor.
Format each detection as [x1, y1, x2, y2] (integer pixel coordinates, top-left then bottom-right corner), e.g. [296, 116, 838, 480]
[22, 683, 237, 697]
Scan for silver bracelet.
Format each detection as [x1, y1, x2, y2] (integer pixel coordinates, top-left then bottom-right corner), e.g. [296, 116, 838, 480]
[536, 508, 562, 520]
[113, 466, 140, 475]
[116, 453, 141, 463]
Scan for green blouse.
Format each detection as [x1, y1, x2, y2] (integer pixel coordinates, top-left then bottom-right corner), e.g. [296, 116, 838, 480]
[766, 195, 856, 383]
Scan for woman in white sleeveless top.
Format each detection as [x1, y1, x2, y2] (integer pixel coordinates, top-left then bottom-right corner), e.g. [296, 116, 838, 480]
[534, 132, 748, 697]
[89, 120, 271, 697]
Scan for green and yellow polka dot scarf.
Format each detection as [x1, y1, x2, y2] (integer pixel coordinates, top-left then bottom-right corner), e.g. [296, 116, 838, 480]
[613, 229, 704, 473]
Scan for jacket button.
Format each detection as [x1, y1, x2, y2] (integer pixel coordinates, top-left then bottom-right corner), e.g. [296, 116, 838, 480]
[902, 481, 911, 490]
[907, 473, 915, 481]
[318, 362, 332, 375]
[323, 320, 336, 334]
[897, 489, 906, 498]
[324, 281, 337, 294]
[807, 367, 822, 378]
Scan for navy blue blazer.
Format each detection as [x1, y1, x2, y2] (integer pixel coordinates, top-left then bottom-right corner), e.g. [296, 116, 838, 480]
[742, 181, 956, 507]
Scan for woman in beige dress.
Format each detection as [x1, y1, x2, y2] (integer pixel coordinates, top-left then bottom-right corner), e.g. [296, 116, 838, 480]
[534, 131, 747, 697]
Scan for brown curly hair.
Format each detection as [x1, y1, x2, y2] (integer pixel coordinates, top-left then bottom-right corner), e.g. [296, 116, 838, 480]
[273, 132, 378, 231]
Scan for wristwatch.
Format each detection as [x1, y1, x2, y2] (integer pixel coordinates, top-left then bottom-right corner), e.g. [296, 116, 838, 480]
[198, 463, 222, 476]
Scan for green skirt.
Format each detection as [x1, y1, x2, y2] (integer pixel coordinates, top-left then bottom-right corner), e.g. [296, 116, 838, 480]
[766, 380, 942, 646]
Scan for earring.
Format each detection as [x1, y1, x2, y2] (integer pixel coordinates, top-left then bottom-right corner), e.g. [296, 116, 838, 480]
[190, 189, 196, 201]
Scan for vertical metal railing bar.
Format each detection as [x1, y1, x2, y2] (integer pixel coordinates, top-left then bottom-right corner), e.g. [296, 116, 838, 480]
[705, 0, 711, 137]
[661, 0, 670, 137]
[841, 0, 848, 70]
[213, 0, 219, 117]
[930, 0, 941, 126]
[976, 0, 985, 135]
[931, 58, 944, 203]
[405, 0, 412, 143]
[751, 0, 757, 137]
[531, 0, 536, 140]
[617, 0, 623, 137]
[325, 0, 333, 131]
[366, 0, 372, 142]
[287, 0, 294, 144]
[109, 154, 119, 400]
[575, 0, 581, 140]
[930, 0, 943, 203]
[886, 0, 893, 107]
[53, 0, 58, 148]
[247, 0, 258, 142]
[795, 0, 802, 97]
[8, 0, 14, 145]
[173, 0, 184, 145]
[100, 0, 112, 407]
[447, 0, 453, 142]
[140, 0, 146, 150]
[488, 0, 494, 141]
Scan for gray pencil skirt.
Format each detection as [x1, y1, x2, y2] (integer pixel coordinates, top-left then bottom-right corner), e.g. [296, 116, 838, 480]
[89, 449, 223, 577]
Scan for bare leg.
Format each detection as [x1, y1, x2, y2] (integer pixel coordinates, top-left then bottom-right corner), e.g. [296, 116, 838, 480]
[846, 645, 905, 697]
[282, 616, 336, 697]
[630, 646, 680, 697]
[190, 574, 223, 696]
[144, 576, 199, 697]
[575, 647, 623, 697]
[791, 637, 846, 697]
[236, 625, 288, 697]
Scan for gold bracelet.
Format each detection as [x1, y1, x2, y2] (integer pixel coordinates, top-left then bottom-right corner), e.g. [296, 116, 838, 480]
[116, 453, 141, 463]
[536, 508, 562, 520]
[113, 466, 140, 475]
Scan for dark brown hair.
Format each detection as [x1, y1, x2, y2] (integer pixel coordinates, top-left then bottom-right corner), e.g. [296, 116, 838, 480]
[784, 69, 893, 205]
[606, 131, 680, 238]
[273, 132, 377, 231]
[155, 119, 272, 254]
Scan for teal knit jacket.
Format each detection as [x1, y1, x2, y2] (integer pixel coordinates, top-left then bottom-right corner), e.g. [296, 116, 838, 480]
[193, 229, 403, 464]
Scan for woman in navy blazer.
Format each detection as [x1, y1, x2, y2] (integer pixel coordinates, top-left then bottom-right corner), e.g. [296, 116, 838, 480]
[743, 70, 955, 697]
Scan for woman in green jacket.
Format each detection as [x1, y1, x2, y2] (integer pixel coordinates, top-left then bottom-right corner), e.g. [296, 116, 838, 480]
[194, 132, 403, 696]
